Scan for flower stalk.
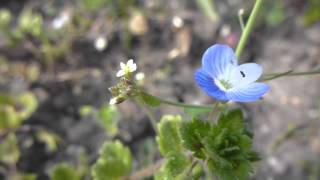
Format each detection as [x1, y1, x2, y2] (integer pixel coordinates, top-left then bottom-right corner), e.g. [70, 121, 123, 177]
[236, 0, 263, 59]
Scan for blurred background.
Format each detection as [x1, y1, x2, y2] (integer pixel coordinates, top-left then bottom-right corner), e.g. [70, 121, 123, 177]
[0, 0, 320, 179]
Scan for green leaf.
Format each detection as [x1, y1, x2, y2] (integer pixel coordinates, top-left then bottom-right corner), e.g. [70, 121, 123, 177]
[0, 105, 20, 130]
[15, 92, 38, 120]
[155, 152, 191, 180]
[20, 173, 37, 180]
[98, 104, 119, 136]
[91, 140, 132, 180]
[0, 133, 19, 165]
[164, 152, 191, 178]
[51, 163, 81, 180]
[156, 115, 183, 156]
[79, 105, 94, 117]
[179, 118, 210, 158]
[0, 92, 38, 131]
[82, 0, 112, 11]
[217, 109, 244, 133]
[140, 92, 162, 107]
[36, 130, 60, 152]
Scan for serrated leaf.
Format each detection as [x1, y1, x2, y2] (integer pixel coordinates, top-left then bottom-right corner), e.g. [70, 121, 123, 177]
[217, 109, 244, 133]
[91, 140, 132, 180]
[155, 152, 191, 180]
[156, 115, 183, 156]
[164, 152, 191, 178]
[140, 92, 162, 107]
[98, 104, 119, 136]
[51, 163, 80, 180]
[179, 118, 210, 158]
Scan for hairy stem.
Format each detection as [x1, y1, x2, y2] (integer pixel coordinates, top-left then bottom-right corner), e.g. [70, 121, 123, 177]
[134, 98, 158, 133]
[128, 159, 164, 180]
[235, 0, 263, 59]
[208, 102, 219, 123]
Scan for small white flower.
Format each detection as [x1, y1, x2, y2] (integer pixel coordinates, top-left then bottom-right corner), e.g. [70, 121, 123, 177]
[172, 16, 184, 28]
[135, 72, 145, 81]
[116, 59, 137, 77]
[94, 36, 108, 52]
[109, 97, 117, 105]
[52, 11, 70, 29]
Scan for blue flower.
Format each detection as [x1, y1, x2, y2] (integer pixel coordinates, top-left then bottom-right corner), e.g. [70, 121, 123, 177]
[194, 44, 269, 102]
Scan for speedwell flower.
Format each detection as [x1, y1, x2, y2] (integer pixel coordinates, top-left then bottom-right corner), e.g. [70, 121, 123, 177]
[116, 59, 137, 77]
[194, 44, 269, 102]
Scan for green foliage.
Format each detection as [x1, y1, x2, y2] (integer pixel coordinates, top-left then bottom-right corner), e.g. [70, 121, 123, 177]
[98, 104, 120, 136]
[51, 163, 81, 180]
[0, 133, 20, 165]
[82, 0, 112, 11]
[303, 0, 320, 26]
[91, 140, 132, 180]
[155, 152, 191, 180]
[141, 92, 162, 107]
[36, 130, 60, 152]
[264, 2, 285, 26]
[0, 92, 38, 131]
[0, 9, 11, 28]
[179, 118, 210, 159]
[79, 105, 94, 117]
[18, 9, 43, 38]
[179, 109, 259, 180]
[156, 115, 183, 156]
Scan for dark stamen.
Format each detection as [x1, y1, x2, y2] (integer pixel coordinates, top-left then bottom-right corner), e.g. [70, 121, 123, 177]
[240, 71, 245, 77]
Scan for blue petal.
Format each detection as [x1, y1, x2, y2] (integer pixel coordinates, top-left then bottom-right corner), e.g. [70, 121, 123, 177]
[229, 63, 263, 87]
[226, 83, 269, 102]
[194, 69, 228, 101]
[202, 44, 237, 78]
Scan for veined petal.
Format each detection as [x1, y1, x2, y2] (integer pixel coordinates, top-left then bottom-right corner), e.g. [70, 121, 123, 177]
[202, 44, 237, 78]
[194, 69, 228, 101]
[229, 63, 262, 87]
[226, 83, 269, 102]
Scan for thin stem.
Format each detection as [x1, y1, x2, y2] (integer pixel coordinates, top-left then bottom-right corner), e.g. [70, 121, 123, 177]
[238, 9, 245, 31]
[208, 102, 219, 123]
[134, 98, 158, 133]
[235, 0, 263, 59]
[185, 160, 198, 178]
[160, 99, 212, 110]
[128, 159, 164, 180]
[261, 69, 320, 81]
